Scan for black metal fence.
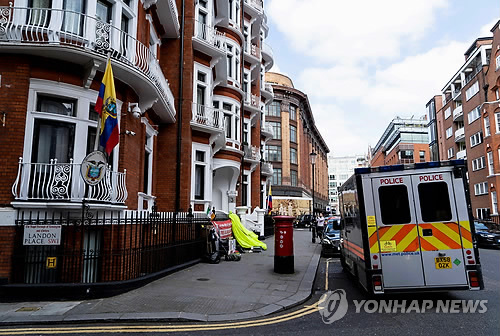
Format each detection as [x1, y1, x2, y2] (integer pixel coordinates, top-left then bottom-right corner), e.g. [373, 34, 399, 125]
[11, 209, 210, 285]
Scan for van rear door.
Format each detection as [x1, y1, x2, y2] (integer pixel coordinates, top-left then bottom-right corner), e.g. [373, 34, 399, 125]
[371, 175, 425, 288]
[411, 172, 468, 286]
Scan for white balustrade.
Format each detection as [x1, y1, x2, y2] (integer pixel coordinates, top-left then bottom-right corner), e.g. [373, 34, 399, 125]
[12, 158, 127, 204]
[194, 20, 226, 52]
[191, 103, 224, 130]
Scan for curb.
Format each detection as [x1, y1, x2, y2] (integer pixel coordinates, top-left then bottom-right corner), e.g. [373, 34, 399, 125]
[0, 244, 322, 326]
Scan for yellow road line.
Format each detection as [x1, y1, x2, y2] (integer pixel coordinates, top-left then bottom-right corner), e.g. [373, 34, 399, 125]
[0, 300, 323, 335]
[325, 258, 330, 290]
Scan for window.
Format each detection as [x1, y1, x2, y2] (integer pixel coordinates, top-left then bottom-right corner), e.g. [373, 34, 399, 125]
[447, 147, 454, 159]
[243, 121, 249, 144]
[492, 191, 498, 215]
[291, 170, 298, 187]
[290, 105, 296, 121]
[228, 0, 240, 25]
[28, 0, 52, 26]
[495, 112, 500, 133]
[476, 208, 490, 220]
[496, 54, 500, 70]
[488, 151, 494, 175]
[419, 151, 425, 162]
[470, 131, 483, 147]
[267, 145, 282, 161]
[418, 182, 452, 222]
[194, 150, 206, 200]
[444, 107, 451, 119]
[465, 81, 479, 101]
[242, 173, 249, 206]
[266, 101, 280, 117]
[96, 0, 112, 23]
[214, 99, 240, 141]
[378, 185, 411, 224]
[472, 156, 486, 171]
[144, 133, 153, 194]
[226, 43, 241, 82]
[484, 116, 490, 137]
[269, 121, 281, 139]
[290, 125, 297, 143]
[63, 0, 85, 35]
[445, 127, 453, 138]
[290, 148, 298, 164]
[272, 168, 282, 185]
[474, 182, 488, 196]
[496, 89, 499, 101]
[37, 95, 76, 117]
[468, 106, 480, 124]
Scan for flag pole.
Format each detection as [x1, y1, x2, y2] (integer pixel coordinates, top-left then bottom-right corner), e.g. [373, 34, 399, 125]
[94, 53, 112, 153]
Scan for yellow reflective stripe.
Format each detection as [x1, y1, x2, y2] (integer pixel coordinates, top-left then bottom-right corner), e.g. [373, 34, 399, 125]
[459, 220, 474, 248]
[397, 226, 418, 251]
[368, 226, 379, 253]
[378, 225, 401, 241]
[432, 223, 463, 247]
[460, 220, 471, 231]
[418, 227, 449, 250]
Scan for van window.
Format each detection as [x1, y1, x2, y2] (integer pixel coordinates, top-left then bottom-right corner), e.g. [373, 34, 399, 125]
[378, 185, 411, 224]
[418, 182, 452, 222]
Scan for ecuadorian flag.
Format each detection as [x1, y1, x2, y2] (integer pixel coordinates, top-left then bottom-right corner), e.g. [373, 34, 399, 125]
[95, 59, 119, 155]
[267, 185, 272, 214]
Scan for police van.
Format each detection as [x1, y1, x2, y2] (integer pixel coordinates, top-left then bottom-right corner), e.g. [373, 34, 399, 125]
[338, 160, 483, 294]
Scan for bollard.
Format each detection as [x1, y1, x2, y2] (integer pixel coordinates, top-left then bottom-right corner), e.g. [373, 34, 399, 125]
[274, 216, 294, 274]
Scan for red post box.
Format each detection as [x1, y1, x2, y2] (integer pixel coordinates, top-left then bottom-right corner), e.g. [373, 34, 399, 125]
[274, 216, 294, 274]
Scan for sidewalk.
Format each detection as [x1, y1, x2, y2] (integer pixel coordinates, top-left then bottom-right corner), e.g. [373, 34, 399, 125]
[0, 229, 321, 325]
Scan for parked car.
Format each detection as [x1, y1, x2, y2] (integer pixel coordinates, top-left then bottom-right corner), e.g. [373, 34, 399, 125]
[293, 215, 303, 228]
[321, 218, 341, 257]
[474, 221, 500, 248]
[296, 214, 315, 228]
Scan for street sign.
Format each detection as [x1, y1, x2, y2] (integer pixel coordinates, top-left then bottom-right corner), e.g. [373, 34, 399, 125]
[23, 225, 61, 245]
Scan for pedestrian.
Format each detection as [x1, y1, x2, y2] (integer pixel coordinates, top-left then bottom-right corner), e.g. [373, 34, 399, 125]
[316, 213, 325, 241]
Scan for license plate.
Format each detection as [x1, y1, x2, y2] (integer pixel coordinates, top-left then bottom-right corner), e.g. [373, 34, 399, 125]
[435, 256, 452, 269]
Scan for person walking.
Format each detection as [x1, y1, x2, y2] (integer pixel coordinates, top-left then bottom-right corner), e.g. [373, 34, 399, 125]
[316, 213, 325, 241]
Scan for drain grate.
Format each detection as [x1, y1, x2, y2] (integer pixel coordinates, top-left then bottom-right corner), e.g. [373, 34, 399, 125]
[196, 278, 210, 281]
[16, 307, 40, 312]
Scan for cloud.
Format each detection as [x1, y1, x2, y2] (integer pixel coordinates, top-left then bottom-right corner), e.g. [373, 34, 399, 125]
[267, 0, 449, 65]
[297, 41, 469, 155]
[478, 18, 498, 36]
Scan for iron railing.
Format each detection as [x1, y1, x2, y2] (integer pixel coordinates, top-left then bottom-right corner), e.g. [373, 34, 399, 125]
[12, 158, 128, 204]
[191, 103, 224, 130]
[194, 19, 226, 51]
[12, 209, 208, 284]
[0, 5, 174, 114]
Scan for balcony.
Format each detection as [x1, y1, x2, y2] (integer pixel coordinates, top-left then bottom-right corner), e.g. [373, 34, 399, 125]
[452, 89, 462, 100]
[0, 5, 175, 122]
[261, 162, 273, 176]
[453, 105, 463, 122]
[261, 82, 274, 101]
[457, 150, 467, 160]
[193, 20, 227, 58]
[243, 0, 264, 16]
[244, 93, 261, 121]
[243, 145, 261, 172]
[190, 103, 225, 135]
[455, 127, 465, 143]
[11, 158, 127, 207]
[244, 43, 260, 65]
[261, 122, 273, 140]
[261, 42, 274, 71]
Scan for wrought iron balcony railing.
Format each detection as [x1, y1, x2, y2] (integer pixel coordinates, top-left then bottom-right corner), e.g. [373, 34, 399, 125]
[0, 5, 175, 117]
[12, 158, 128, 204]
[191, 103, 224, 130]
[194, 20, 226, 51]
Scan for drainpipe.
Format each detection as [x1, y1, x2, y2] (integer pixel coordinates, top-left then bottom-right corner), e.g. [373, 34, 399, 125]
[175, 0, 185, 213]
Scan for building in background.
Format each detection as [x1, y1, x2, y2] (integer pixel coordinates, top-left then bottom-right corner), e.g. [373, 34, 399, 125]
[265, 72, 329, 216]
[370, 117, 430, 167]
[327, 155, 369, 214]
[426, 95, 443, 161]
[438, 36, 493, 219]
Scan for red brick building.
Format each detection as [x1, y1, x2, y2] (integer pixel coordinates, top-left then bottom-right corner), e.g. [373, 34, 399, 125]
[0, 0, 274, 288]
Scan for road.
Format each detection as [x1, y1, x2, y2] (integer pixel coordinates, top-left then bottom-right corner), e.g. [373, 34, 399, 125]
[0, 247, 498, 336]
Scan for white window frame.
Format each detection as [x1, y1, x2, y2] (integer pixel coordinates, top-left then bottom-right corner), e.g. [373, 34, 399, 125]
[213, 95, 241, 144]
[468, 106, 480, 124]
[495, 112, 500, 133]
[226, 41, 241, 85]
[487, 151, 494, 176]
[492, 191, 498, 215]
[472, 156, 486, 171]
[445, 127, 453, 139]
[476, 208, 490, 219]
[191, 143, 212, 202]
[484, 116, 491, 137]
[474, 182, 488, 196]
[470, 131, 483, 148]
[242, 170, 250, 207]
[193, 62, 212, 107]
[444, 107, 451, 119]
[447, 147, 454, 159]
[24, 79, 121, 170]
[496, 54, 500, 71]
[465, 81, 479, 101]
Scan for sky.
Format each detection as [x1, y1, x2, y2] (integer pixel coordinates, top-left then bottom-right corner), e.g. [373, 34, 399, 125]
[264, 0, 500, 157]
